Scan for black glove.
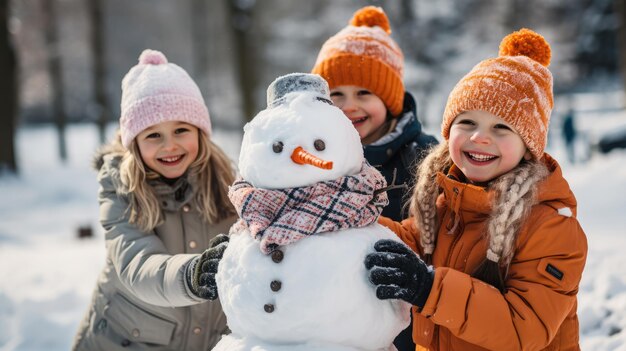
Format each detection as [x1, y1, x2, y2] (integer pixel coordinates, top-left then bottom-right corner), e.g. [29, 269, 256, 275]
[364, 239, 434, 309]
[186, 234, 229, 300]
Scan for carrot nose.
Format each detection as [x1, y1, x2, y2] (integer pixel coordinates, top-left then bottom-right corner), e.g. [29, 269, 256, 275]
[290, 146, 333, 170]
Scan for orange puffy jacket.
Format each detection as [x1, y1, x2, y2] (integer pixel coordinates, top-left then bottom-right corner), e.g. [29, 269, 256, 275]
[380, 154, 587, 351]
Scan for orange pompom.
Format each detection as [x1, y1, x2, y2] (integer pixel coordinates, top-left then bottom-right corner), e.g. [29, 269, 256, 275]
[350, 6, 391, 34]
[499, 28, 551, 67]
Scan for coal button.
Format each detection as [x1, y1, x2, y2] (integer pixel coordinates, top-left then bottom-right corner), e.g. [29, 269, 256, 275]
[270, 280, 282, 292]
[271, 250, 284, 263]
[264, 303, 275, 313]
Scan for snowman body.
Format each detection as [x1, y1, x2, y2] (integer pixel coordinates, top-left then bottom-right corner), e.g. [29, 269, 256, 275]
[212, 75, 411, 350]
[214, 224, 410, 351]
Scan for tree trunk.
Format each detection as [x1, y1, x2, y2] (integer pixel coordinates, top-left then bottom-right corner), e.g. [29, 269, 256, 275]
[0, 0, 17, 173]
[89, 0, 111, 144]
[398, 0, 418, 57]
[190, 0, 209, 98]
[617, 0, 626, 95]
[43, 0, 67, 161]
[226, 0, 257, 122]
[504, 0, 524, 32]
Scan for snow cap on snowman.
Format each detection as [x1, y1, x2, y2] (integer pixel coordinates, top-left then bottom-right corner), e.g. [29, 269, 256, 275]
[231, 73, 389, 252]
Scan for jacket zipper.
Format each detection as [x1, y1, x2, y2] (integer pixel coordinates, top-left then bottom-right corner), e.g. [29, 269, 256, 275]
[437, 186, 463, 349]
[431, 228, 463, 351]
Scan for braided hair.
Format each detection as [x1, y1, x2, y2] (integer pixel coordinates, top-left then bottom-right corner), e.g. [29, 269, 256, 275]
[410, 141, 549, 292]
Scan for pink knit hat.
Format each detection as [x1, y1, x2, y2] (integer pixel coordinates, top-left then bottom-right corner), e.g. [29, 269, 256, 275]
[119, 49, 211, 148]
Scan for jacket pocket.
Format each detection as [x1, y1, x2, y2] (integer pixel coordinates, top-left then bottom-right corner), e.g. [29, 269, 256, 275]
[104, 293, 176, 346]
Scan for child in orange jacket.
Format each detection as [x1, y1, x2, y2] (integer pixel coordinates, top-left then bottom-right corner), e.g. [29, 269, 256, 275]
[365, 29, 588, 351]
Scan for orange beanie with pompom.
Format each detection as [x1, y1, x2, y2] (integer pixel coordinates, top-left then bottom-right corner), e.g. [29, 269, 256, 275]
[441, 28, 554, 159]
[312, 6, 405, 116]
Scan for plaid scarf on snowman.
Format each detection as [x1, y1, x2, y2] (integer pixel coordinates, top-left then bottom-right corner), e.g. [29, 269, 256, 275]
[228, 162, 389, 254]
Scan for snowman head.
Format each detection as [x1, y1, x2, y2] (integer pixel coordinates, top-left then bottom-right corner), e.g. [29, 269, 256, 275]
[239, 74, 364, 189]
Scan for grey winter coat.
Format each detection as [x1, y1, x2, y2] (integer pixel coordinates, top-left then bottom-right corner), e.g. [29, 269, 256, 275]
[72, 153, 236, 351]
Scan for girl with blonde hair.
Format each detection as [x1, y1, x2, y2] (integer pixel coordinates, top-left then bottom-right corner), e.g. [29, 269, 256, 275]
[73, 49, 236, 351]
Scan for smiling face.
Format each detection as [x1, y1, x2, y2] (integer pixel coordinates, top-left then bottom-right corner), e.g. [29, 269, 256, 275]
[448, 110, 530, 184]
[239, 92, 364, 189]
[329, 85, 388, 144]
[136, 121, 199, 179]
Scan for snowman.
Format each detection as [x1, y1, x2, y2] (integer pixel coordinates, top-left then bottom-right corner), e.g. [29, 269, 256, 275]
[212, 73, 411, 351]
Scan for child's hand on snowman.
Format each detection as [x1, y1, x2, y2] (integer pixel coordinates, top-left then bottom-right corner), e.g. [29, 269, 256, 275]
[364, 239, 434, 309]
[186, 234, 229, 300]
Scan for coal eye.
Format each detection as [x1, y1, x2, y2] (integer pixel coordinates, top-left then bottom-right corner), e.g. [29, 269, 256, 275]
[314, 139, 326, 151]
[272, 141, 284, 153]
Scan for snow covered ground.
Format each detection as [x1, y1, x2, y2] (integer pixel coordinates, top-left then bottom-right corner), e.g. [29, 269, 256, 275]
[1, 117, 625, 350]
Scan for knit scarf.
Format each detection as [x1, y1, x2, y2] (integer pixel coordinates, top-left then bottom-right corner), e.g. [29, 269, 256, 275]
[228, 162, 388, 254]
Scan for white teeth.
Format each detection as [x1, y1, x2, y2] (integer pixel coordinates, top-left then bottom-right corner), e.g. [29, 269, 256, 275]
[468, 152, 496, 162]
[161, 155, 181, 162]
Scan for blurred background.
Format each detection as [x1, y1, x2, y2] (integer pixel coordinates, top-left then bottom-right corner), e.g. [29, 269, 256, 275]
[1, 0, 625, 171]
[1, 1, 626, 350]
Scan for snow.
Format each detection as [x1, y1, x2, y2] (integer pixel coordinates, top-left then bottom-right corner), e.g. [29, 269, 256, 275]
[1, 109, 626, 350]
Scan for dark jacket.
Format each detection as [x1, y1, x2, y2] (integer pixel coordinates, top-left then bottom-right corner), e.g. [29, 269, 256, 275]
[364, 92, 438, 221]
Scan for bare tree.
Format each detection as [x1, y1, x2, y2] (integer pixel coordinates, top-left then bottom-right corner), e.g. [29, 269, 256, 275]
[396, 0, 418, 57]
[504, 0, 527, 32]
[0, 0, 17, 173]
[191, 0, 210, 97]
[42, 0, 67, 161]
[89, 0, 111, 144]
[227, 0, 257, 122]
[617, 0, 626, 93]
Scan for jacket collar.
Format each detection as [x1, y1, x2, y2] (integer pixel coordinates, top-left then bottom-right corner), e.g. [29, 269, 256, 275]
[148, 174, 195, 212]
[436, 165, 493, 217]
[435, 153, 577, 218]
[100, 152, 196, 212]
[364, 93, 424, 165]
[536, 153, 578, 215]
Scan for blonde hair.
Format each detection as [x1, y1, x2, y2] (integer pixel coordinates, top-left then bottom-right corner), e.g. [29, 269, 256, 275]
[409, 142, 452, 260]
[409, 141, 548, 292]
[118, 131, 236, 232]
